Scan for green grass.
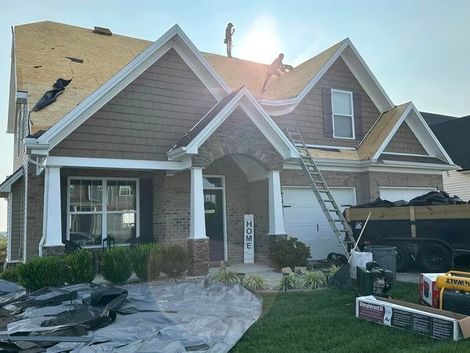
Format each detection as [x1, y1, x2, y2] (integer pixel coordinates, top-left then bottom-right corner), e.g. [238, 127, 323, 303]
[230, 283, 470, 353]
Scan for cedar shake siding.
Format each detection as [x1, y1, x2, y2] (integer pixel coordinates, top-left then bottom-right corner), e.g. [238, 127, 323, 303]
[10, 178, 25, 261]
[384, 123, 428, 155]
[273, 57, 380, 147]
[51, 48, 217, 160]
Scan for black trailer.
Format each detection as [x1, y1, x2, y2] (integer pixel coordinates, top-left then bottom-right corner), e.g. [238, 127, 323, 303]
[344, 204, 470, 272]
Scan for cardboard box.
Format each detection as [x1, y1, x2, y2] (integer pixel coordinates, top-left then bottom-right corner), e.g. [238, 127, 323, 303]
[356, 295, 470, 341]
[419, 273, 442, 308]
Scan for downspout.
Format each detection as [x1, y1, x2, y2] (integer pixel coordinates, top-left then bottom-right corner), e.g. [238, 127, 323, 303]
[22, 158, 28, 262]
[38, 166, 48, 257]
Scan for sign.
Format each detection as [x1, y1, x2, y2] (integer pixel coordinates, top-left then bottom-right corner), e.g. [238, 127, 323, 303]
[244, 214, 254, 264]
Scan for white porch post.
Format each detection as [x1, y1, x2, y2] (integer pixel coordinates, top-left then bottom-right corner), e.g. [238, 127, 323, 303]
[268, 170, 286, 235]
[43, 166, 64, 247]
[189, 167, 207, 239]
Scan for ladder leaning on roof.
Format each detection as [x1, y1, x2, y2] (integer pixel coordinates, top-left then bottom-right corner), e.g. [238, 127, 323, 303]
[286, 128, 356, 260]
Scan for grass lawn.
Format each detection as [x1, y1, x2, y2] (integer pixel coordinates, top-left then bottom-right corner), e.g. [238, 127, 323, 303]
[230, 283, 470, 353]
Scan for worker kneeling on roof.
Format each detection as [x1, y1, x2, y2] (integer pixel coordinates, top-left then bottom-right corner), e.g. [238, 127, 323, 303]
[262, 53, 292, 93]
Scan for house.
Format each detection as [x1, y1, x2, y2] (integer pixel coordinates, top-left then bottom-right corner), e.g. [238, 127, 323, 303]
[422, 113, 470, 201]
[0, 21, 456, 272]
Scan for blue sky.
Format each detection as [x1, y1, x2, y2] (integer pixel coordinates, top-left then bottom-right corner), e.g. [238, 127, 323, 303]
[0, 0, 469, 230]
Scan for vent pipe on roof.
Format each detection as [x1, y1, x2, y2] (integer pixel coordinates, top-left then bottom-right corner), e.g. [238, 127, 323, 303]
[93, 26, 112, 36]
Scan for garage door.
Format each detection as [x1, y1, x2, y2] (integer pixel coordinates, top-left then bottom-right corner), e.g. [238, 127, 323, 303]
[283, 187, 356, 260]
[379, 187, 436, 202]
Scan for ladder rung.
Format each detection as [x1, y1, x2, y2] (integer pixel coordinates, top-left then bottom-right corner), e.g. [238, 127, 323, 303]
[333, 219, 344, 222]
[323, 199, 334, 203]
[327, 209, 340, 212]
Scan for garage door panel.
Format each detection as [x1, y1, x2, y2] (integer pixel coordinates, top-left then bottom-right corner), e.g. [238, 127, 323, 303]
[379, 187, 436, 202]
[282, 187, 356, 260]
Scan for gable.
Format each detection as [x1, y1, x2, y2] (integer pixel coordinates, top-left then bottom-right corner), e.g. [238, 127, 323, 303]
[384, 122, 428, 155]
[192, 107, 284, 170]
[51, 49, 216, 160]
[273, 57, 380, 148]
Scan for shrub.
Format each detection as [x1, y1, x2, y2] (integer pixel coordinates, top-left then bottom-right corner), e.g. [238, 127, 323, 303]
[131, 243, 162, 281]
[279, 273, 304, 290]
[101, 247, 132, 284]
[159, 245, 191, 278]
[270, 237, 310, 270]
[302, 271, 327, 289]
[18, 256, 65, 291]
[242, 275, 268, 290]
[0, 265, 22, 283]
[64, 249, 95, 284]
[210, 262, 240, 285]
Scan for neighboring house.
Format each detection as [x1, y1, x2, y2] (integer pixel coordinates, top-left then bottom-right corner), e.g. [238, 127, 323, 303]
[422, 114, 470, 201]
[0, 21, 456, 272]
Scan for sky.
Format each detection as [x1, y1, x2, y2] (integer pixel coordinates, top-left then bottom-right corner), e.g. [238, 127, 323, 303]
[0, 0, 469, 231]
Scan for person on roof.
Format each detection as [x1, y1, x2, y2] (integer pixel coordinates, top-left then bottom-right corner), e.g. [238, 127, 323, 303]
[261, 53, 290, 93]
[224, 23, 235, 58]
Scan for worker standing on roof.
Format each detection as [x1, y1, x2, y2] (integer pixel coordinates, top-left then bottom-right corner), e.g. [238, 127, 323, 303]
[261, 53, 290, 93]
[224, 23, 235, 58]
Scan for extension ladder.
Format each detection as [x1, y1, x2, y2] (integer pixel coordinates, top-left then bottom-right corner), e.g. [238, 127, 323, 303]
[286, 129, 355, 259]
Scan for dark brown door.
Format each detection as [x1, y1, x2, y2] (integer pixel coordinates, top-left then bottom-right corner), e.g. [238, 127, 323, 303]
[204, 189, 224, 261]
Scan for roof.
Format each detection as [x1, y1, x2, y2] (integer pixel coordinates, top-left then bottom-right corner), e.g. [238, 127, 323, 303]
[0, 168, 24, 197]
[420, 112, 457, 126]
[14, 21, 346, 134]
[431, 115, 470, 170]
[172, 87, 243, 149]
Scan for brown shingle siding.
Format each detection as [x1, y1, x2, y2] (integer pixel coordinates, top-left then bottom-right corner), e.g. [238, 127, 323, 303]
[384, 123, 427, 155]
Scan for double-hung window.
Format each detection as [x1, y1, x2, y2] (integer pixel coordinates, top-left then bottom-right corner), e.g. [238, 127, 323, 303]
[331, 89, 355, 139]
[68, 178, 139, 247]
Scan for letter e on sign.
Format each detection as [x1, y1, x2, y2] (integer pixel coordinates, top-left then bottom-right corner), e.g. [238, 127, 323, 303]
[244, 214, 254, 264]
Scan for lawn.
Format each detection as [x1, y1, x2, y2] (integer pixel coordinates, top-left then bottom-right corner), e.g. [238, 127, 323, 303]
[230, 283, 470, 353]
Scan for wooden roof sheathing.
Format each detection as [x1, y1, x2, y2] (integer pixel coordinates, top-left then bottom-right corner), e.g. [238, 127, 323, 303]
[14, 21, 345, 134]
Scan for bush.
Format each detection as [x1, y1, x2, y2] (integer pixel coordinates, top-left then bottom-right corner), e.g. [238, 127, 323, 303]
[159, 245, 191, 278]
[303, 271, 327, 289]
[131, 243, 162, 281]
[64, 249, 95, 284]
[210, 262, 240, 285]
[279, 273, 304, 290]
[270, 237, 310, 270]
[1, 265, 22, 283]
[242, 274, 268, 290]
[101, 247, 132, 284]
[18, 256, 65, 291]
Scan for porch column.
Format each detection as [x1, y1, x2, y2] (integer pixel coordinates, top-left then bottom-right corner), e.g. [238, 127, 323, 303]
[189, 167, 207, 239]
[268, 170, 286, 235]
[43, 166, 64, 248]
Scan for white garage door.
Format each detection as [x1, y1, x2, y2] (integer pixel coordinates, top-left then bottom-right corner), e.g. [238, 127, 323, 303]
[379, 187, 436, 202]
[283, 187, 356, 260]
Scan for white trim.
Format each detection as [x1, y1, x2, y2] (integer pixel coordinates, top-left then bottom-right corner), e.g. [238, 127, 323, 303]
[300, 144, 356, 151]
[6, 193, 12, 262]
[260, 38, 394, 116]
[66, 176, 140, 248]
[331, 89, 355, 140]
[42, 166, 63, 249]
[381, 151, 430, 158]
[169, 87, 299, 161]
[45, 156, 191, 170]
[189, 167, 208, 240]
[0, 168, 24, 193]
[203, 175, 228, 261]
[22, 160, 28, 262]
[34, 25, 230, 151]
[7, 26, 17, 134]
[379, 186, 438, 192]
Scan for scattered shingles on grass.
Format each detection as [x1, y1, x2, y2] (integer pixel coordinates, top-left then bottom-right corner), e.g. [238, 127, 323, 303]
[230, 283, 470, 353]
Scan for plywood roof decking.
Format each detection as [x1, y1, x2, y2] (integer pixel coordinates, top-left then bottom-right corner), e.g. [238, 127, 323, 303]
[15, 21, 345, 134]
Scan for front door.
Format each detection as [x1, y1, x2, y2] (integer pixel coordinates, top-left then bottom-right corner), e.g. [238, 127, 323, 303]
[204, 180, 225, 261]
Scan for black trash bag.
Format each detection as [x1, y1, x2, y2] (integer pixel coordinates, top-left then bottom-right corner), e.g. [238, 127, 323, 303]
[32, 78, 72, 112]
[352, 198, 396, 208]
[41, 304, 115, 331]
[409, 190, 450, 206]
[0, 279, 24, 296]
[84, 287, 127, 307]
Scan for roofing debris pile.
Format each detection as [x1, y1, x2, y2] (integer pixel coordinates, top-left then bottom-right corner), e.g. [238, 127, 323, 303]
[0, 280, 262, 352]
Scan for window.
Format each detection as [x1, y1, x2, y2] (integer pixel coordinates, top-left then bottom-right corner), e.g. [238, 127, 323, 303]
[331, 89, 354, 139]
[68, 178, 139, 247]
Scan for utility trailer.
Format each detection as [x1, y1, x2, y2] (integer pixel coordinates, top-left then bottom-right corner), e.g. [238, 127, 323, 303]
[344, 204, 470, 272]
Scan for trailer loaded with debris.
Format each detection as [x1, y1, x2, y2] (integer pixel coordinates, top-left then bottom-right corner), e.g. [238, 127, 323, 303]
[0, 280, 262, 352]
[345, 191, 470, 273]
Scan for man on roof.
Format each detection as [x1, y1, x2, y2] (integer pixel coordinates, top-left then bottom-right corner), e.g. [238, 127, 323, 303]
[261, 53, 292, 93]
[224, 23, 235, 58]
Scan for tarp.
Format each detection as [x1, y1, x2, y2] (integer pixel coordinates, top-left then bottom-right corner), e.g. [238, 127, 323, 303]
[0, 281, 262, 353]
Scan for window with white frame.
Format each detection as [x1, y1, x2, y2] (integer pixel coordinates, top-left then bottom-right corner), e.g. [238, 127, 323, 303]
[68, 178, 139, 247]
[331, 89, 354, 139]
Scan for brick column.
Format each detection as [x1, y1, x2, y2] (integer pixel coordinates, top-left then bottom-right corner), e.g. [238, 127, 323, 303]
[188, 238, 209, 275]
